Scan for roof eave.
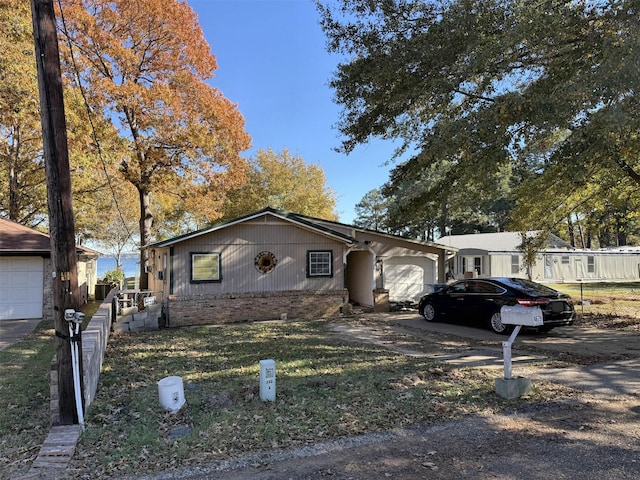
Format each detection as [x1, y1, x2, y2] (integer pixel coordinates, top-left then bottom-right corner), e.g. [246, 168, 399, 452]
[146, 207, 357, 248]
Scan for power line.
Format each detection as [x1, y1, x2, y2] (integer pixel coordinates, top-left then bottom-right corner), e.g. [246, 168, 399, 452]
[56, 0, 134, 242]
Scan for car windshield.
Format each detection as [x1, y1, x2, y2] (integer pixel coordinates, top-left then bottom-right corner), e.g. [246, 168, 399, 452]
[497, 278, 563, 297]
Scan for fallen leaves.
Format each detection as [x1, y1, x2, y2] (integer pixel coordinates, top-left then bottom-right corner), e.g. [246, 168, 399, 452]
[64, 320, 573, 478]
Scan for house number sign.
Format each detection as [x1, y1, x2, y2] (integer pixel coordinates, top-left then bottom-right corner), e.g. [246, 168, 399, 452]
[255, 251, 277, 273]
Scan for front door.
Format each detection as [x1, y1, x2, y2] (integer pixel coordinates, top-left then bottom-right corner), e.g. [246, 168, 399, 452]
[544, 255, 553, 279]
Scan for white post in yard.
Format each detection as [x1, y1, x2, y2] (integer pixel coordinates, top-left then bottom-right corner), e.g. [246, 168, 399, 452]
[259, 359, 276, 402]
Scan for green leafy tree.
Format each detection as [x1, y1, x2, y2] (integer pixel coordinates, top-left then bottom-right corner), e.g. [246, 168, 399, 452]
[317, 0, 640, 239]
[510, 161, 640, 247]
[517, 231, 548, 280]
[222, 148, 338, 221]
[353, 189, 389, 231]
[382, 155, 513, 240]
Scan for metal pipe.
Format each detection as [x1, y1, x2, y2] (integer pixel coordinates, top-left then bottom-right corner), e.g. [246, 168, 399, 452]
[502, 325, 522, 379]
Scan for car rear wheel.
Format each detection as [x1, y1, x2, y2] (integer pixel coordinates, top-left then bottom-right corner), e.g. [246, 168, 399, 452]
[421, 302, 438, 322]
[488, 311, 513, 335]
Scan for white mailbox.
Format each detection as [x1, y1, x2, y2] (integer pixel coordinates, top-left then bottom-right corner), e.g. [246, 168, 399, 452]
[500, 305, 543, 327]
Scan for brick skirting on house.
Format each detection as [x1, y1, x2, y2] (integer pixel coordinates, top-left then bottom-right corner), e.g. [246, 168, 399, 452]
[166, 289, 349, 326]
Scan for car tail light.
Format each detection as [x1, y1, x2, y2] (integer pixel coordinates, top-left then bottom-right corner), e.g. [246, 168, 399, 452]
[516, 298, 550, 307]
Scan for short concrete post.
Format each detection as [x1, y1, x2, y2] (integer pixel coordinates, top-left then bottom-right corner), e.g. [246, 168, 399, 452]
[259, 359, 276, 402]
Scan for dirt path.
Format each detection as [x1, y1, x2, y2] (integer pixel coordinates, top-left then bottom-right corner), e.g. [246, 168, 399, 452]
[128, 394, 639, 480]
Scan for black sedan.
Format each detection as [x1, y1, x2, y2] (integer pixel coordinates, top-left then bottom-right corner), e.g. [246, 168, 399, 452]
[418, 277, 575, 334]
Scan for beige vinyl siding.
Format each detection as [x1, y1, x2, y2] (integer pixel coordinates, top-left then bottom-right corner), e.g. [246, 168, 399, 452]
[168, 222, 345, 296]
[490, 254, 527, 279]
[531, 252, 640, 282]
[480, 252, 640, 282]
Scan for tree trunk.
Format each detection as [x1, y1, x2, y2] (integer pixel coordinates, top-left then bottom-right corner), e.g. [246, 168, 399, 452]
[617, 219, 627, 246]
[138, 186, 152, 290]
[8, 163, 19, 221]
[566, 215, 575, 247]
[439, 200, 448, 239]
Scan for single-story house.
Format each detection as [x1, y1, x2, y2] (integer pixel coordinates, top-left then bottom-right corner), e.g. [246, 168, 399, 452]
[0, 218, 99, 321]
[146, 208, 455, 326]
[440, 231, 640, 283]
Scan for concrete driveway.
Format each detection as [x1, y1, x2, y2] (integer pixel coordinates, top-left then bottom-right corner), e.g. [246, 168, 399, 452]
[393, 314, 640, 359]
[332, 312, 640, 398]
[0, 318, 42, 350]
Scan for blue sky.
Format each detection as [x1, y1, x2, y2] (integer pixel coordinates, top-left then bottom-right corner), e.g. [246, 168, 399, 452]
[187, 0, 400, 224]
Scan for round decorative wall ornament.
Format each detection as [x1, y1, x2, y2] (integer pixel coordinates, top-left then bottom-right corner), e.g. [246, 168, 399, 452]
[255, 251, 277, 273]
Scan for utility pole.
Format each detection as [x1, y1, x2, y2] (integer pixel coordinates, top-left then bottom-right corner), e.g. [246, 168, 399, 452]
[30, 0, 81, 425]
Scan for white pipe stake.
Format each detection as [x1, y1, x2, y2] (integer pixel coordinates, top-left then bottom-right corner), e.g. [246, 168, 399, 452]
[69, 322, 84, 429]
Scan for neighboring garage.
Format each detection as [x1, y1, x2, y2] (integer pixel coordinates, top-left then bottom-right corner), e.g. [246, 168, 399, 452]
[0, 218, 99, 322]
[0, 257, 44, 320]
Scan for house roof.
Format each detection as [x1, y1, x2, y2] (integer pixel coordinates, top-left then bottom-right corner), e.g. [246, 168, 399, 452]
[0, 218, 52, 254]
[437, 231, 571, 253]
[147, 207, 358, 248]
[290, 211, 456, 252]
[147, 207, 454, 254]
[0, 217, 100, 257]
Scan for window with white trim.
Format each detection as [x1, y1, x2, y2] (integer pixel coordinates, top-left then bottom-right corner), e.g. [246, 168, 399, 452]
[307, 250, 333, 277]
[587, 255, 595, 273]
[511, 255, 520, 274]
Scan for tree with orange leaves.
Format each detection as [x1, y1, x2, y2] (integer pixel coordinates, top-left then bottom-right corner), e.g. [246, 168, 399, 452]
[57, 0, 251, 288]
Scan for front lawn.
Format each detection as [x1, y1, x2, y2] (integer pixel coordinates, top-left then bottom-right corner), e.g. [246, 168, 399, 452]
[0, 321, 57, 479]
[549, 282, 640, 321]
[63, 319, 571, 478]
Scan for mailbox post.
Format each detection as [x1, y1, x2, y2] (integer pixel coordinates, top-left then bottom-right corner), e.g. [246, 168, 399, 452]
[502, 325, 522, 380]
[496, 305, 543, 399]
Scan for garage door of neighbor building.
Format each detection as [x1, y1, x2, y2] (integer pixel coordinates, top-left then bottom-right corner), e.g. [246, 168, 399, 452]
[0, 257, 44, 320]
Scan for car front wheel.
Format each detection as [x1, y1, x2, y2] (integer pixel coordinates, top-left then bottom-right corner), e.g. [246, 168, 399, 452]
[488, 311, 512, 335]
[421, 302, 438, 322]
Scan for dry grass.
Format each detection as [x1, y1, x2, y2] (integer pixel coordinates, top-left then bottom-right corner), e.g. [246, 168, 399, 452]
[0, 322, 57, 478]
[4, 285, 638, 479]
[61, 320, 572, 479]
[550, 282, 640, 320]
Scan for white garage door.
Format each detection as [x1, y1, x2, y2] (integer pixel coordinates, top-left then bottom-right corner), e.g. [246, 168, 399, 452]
[385, 256, 435, 302]
[0, 257, 44, 320]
